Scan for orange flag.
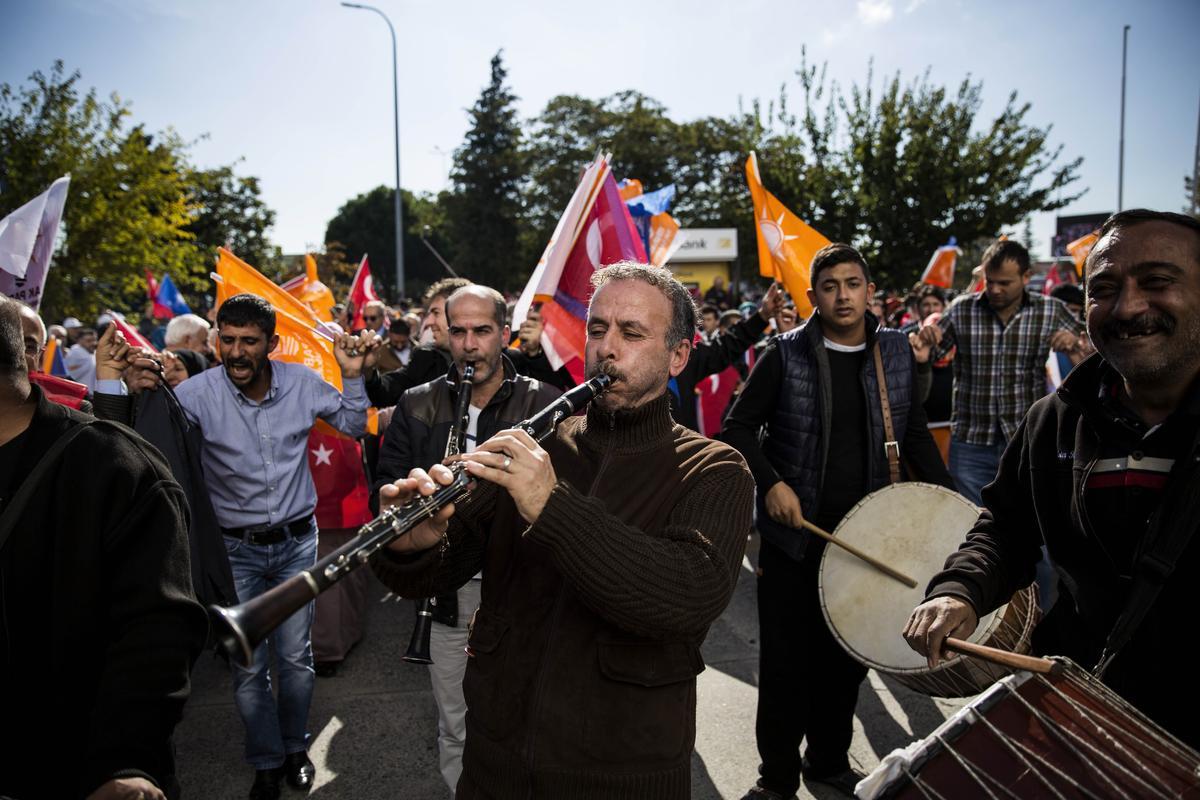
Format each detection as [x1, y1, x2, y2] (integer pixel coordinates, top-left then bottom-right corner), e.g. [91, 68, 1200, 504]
[213, 248, 342, 391]
[745, 152, 831, 318]
[281, 255, 336, 322]
[920, 240, 962, 288]
[1066, 231, 1099, 277]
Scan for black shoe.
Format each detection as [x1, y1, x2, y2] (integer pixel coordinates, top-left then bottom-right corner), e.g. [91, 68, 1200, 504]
[283, 750, 315, 790]
[249, 768, 282, 800]
[738, 786, 798, 800]
[802, 758, 866, 798]
[313, 660, 339, 677]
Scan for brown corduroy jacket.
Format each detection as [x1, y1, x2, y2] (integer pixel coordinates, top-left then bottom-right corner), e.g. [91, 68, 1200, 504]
[372, 392, 754, 799]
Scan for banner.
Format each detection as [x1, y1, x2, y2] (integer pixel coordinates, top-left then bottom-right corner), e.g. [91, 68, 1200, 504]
[308, 420, 373, 529]
[106, 310, 158, 352]
[512, 155, 647, 383]
[920, 239, 961, 288]
[0, 175, 70, 309]
[745, 153, 829, 318]
[347, 255, 380, 331]
[41, 336, 69, 377]
[283, 254, 335, 322]
[156, 274, 192, 317]
[623, 182, 682, 267]
[1066, 231, 1099, 277]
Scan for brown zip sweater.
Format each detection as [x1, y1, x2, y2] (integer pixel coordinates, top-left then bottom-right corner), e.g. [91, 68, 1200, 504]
[372, 392, 754, 799]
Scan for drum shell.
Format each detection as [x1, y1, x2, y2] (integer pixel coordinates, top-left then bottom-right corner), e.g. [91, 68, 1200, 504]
[858, 659, 1200, 799]
[817, 482, 1039, 698]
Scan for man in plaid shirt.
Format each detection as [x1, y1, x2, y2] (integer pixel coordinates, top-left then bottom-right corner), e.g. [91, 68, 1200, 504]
[913, 240, 1084, 504]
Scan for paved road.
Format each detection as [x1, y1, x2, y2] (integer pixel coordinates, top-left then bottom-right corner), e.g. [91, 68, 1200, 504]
[176, 535, 966, 799]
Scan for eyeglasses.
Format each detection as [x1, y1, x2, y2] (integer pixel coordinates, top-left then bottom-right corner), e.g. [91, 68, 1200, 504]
[364, 315, 382, 322]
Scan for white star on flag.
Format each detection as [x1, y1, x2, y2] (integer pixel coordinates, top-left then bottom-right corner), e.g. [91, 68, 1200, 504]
[312, 443, 333, 466]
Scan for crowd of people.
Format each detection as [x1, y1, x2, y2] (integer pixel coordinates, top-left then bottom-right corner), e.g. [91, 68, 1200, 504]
[2, 207, 1198, 800]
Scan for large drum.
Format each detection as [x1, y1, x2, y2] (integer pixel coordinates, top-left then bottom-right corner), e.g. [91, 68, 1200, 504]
[855, 658, 1200, 799]
[818, 482, 1040, 697]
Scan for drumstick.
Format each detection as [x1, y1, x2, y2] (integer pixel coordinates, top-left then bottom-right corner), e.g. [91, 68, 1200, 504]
[797, 519, 918, 588]
[944, 637, 1060, 675]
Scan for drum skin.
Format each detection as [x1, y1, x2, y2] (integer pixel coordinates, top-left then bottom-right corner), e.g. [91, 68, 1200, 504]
[818, 482, 1038, 697]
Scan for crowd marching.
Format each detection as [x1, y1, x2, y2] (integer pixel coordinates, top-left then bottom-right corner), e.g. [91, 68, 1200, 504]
[2, 207, 1200, 800]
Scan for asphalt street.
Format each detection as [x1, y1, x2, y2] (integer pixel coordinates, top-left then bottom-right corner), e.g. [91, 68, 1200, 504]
[176, 534, 966, 799]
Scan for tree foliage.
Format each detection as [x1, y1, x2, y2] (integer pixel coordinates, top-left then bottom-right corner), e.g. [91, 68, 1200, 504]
[0, 61, 277, 321]
[325, 51, 1083, 297]
[324, 185, 455, 300]
[442, 51, 525, 290]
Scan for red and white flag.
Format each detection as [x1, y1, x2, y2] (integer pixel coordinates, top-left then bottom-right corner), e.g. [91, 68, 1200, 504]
[308, 421, 373, 530]
[348, 255, 380, 332]
[511, 155, 647, 383]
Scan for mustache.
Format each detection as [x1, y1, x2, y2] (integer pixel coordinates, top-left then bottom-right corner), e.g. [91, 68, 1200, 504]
[588, 360, 625, 382]
[1099, 313, 1175, 339]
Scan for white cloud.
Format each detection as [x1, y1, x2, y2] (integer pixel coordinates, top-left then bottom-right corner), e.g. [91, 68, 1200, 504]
[904, 0, 928, 13]
[857, 0, 895, 25]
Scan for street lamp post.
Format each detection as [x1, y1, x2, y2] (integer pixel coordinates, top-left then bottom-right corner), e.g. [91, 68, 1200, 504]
[1118, 24, 1130, 212]
[341, 2, 405, 300]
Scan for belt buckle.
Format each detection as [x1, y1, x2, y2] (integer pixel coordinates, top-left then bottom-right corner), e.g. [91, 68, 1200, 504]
[885, 441, 901, 460]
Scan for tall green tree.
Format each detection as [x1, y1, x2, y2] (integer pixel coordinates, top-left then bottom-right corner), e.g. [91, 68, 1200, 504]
[0, 61, 278, 320]
[324, 185, 454, 301]
[186, 164, 280, 279]
[442, 51, 525, 290]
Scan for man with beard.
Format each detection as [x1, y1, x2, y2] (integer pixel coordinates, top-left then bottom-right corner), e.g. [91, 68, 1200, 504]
[374, 284, 561, 794]
[371, 263, 754, 799]
[363, 278, 471, 407]
[913, 240, 1084, 504]
[903, 210, 1200, 750]
[173, 293, 374, 799]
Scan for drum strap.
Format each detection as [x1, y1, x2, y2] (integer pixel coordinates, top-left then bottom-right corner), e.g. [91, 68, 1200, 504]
[873, 344, 901, 484]
[1094, 448, 1200, 678]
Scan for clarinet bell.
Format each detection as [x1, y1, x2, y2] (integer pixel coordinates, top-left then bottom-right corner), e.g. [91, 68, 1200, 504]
[402, 597, 435, 665]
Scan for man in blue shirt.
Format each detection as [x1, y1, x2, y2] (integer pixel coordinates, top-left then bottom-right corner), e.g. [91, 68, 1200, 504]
[174, 294, 374, 800]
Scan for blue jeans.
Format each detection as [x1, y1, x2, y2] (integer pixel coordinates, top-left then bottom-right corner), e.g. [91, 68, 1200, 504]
[225, 522, 318, 769]
[948, 437, 1006, 506]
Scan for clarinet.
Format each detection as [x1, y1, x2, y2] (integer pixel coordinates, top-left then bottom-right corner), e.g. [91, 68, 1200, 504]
[402, 364, 474, 665]
[210, 372, 613, 666]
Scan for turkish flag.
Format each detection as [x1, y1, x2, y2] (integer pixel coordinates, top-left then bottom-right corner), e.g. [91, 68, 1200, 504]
[348, 255, 380, 332]
[308, 420, 373, 529]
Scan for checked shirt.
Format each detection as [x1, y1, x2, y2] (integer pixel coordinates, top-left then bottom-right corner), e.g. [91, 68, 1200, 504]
[938, 290, 1084, 446]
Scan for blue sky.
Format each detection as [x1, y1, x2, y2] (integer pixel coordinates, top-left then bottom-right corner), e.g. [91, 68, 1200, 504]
[4, 0, 1198, 266]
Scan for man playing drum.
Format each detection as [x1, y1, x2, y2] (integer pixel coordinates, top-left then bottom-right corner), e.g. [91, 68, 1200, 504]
[904, 209, 1200, 751]
[724, 244, 953, 799]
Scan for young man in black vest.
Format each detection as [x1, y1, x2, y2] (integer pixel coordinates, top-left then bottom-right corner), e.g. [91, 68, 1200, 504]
[724, 244, 953, 799]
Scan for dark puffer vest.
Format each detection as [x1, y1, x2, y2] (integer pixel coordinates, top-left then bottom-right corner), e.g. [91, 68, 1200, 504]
[758, 312, 914, 561]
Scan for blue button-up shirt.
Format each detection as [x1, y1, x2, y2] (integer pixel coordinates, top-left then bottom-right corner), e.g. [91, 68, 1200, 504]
[172, 360, 368, 530]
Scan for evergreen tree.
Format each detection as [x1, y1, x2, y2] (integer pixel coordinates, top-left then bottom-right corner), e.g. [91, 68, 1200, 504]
[443, 51, 525, 290]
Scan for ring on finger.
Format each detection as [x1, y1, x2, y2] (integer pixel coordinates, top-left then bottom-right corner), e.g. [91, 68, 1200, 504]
[501, 456, 512, 471]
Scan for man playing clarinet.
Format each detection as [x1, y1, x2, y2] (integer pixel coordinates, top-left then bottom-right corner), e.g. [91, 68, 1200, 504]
[373, 284, 560, 794]
[371, 262, 755, 799]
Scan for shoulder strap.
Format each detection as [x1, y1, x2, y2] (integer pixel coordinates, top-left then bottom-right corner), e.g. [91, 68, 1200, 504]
[0, 420, 96, 553]
[873, 343, 901, 484]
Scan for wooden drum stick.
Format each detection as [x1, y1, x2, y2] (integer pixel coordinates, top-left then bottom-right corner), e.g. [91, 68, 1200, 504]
[798, 519, 918, 588]
[944, 637, 1060, 675]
